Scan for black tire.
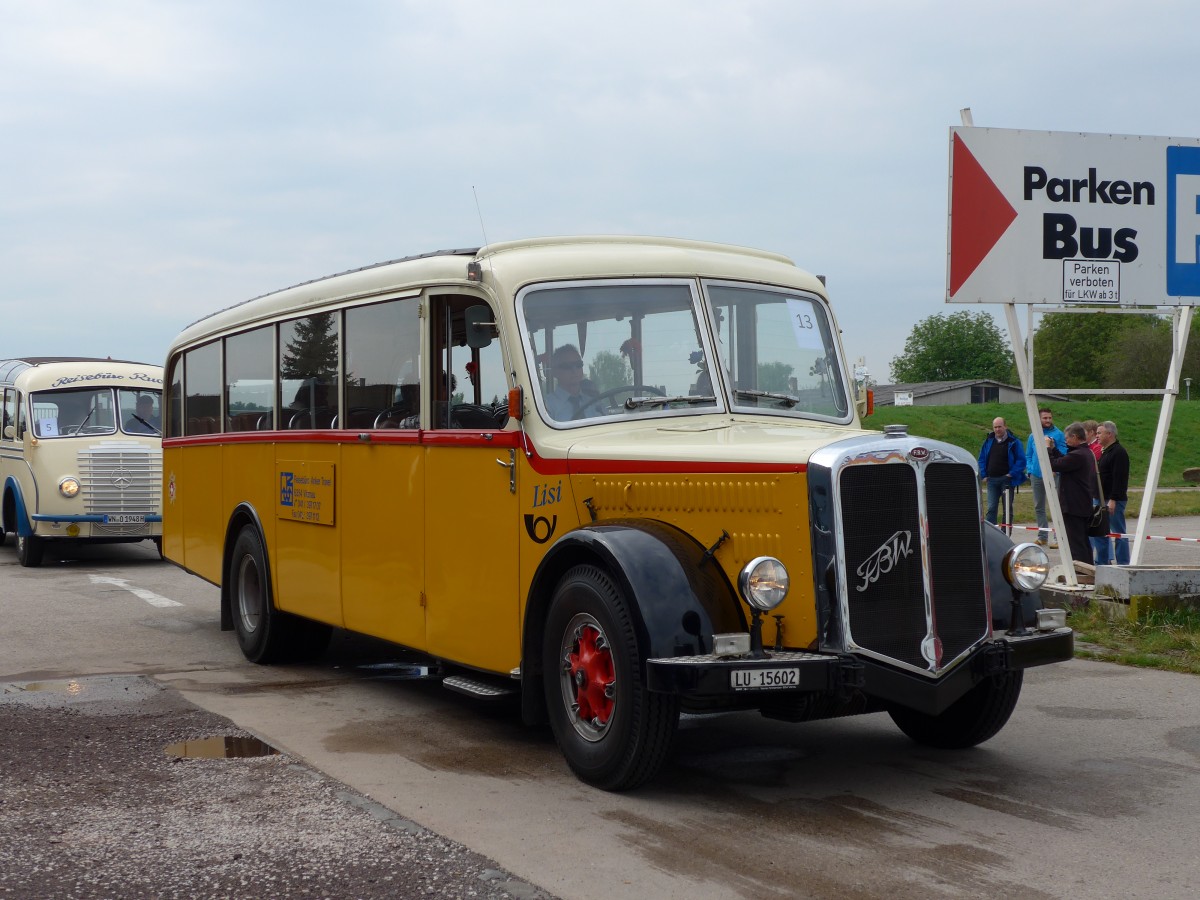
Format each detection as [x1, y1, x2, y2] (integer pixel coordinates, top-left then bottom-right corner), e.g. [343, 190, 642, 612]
[542, 565, 679, 790]
[16, 533, 43, 568]
[229, 525, 330, 664]
[889, 671, 1024, 749]
[153, 537, 164, 559]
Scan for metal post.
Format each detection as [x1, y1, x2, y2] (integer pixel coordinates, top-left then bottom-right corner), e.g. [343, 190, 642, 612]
[1131, 306, 1194, 565]
[1004, 304, 1076, 586]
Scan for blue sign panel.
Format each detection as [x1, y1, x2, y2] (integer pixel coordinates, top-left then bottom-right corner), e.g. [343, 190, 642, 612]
[1167, 145, 1200, 297]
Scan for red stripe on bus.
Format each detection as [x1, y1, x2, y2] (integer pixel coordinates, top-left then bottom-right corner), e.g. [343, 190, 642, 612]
[162, 430, 807, 475]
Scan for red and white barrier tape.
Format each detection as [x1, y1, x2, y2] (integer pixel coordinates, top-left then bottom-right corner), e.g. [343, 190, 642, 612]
[1001, 523, 1200, 544]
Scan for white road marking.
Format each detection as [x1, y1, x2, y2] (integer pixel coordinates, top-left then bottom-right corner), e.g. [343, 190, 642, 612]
[88, 575, 183, 608]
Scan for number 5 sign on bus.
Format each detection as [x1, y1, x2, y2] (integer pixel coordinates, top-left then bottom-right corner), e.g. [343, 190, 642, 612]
[947, 125, 1200, 306]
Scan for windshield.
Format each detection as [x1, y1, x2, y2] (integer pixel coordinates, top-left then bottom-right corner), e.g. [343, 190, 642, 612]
[520, 281, 720, 426]
[118, 388, 163, 435]
[705, 282, 849, 420]
[31, 388, 118, 437]
[519, 279, 849, 426]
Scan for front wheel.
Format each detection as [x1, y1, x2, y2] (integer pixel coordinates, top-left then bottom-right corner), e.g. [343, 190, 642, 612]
[888, 671, 1024, 749]
[16, 533, 43, 568]
[542, 565, 678, 790]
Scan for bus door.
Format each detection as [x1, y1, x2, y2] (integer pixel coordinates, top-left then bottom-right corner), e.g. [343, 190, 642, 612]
[422, 297, 521, 673]
[336, 297, 427, 649]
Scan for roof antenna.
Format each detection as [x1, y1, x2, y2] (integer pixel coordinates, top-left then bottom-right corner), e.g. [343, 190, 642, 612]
[472, 185, 490, 249]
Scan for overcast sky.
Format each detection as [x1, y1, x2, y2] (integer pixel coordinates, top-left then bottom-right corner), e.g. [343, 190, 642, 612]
[3, 1, 1198, 381]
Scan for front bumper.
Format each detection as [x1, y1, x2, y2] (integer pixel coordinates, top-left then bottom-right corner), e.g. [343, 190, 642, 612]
[647, 627, 1073, 716]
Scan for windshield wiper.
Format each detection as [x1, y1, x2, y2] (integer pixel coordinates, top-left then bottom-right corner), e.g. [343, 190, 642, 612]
[75, 405, 98, 433]
[734, 389, 799, 407]
[624, 395, 716, 409]
[131, 414, 162, 436]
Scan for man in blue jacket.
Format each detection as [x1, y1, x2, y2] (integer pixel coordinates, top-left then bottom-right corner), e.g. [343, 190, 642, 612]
[1026, 406, 1067, 546]
[978, 417, 1026, 527]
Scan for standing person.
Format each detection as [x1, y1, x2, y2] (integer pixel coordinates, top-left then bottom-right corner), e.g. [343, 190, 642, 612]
[1096, 420, 1131, 565]
[1026, 407, 1067, 547]
[1083, 420, 1102, 461]
[977, 417, 1026, 527]
[1083, 420, 1105, 559]
[1047, 422, 1097, 567]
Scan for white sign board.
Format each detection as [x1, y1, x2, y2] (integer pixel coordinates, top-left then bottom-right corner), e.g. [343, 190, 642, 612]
[894, 391, 913, 407]
[946, 126, 1200, 306]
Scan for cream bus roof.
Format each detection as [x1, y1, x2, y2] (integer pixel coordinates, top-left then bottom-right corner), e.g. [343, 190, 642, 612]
[169, 235, 826, 352]
[0, 358, 164, 393]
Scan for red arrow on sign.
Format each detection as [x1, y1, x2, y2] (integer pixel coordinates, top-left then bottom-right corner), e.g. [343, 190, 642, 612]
[949, 133, 1017, 296]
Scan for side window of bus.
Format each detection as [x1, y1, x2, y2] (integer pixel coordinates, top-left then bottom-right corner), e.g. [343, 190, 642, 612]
[1, 388, 13, 439]
[166, 358, 183, 437]
[345, 297, 420, 429]
[226, 325, 275, 431]
[431, 297, 506, 430]
[184, 342, 221, 436]
[279, 313, 339, 430]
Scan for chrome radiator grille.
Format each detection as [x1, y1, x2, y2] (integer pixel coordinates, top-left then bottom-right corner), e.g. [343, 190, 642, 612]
[78, 441, 162, 515]
[837, 454, 989, 676]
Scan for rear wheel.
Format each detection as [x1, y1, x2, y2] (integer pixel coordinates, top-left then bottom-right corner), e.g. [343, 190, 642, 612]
[542, 565, 678, 790]
[16, 533, 43, 568]
[230, 525, 330, 664]
[889, 671, 1024, 749]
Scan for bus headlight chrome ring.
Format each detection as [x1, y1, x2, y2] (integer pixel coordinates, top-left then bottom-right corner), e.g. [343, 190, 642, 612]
[1002, 542, 1050, 592]
[59, 477, 81, 498]
[738, 556, 789, 611]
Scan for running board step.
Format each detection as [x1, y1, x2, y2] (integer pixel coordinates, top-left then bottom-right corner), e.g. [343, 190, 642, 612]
[442, 675, 518, 699]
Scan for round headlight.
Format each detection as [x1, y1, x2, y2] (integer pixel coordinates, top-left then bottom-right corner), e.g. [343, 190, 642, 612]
[738, 556, 790, 611]
[1002, 542, 1050, 592]
[59, 477, 81, 498]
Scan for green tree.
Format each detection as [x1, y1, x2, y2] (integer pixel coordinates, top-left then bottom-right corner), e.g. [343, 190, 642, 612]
[1031, 308, 1125, 390]
[890, 311, 1014, 383]
[281, 313, 338, 381]
[757, 361, 794, 392]
[588, 350, 633, 393]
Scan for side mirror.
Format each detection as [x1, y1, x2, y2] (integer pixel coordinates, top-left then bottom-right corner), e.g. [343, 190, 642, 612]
[464, 305, 495, 349]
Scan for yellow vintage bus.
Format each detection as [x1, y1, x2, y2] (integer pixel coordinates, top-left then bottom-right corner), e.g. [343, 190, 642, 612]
[1, 357, 164, 567]
[162, 236, 1071, 789]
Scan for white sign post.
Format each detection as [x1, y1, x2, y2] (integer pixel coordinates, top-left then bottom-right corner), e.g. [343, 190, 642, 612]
[947, 125, 1200, 576]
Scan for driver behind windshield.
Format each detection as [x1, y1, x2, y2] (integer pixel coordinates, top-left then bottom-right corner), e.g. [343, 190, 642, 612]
[124, 395, 161, 434]
[544, 344, 598, 421]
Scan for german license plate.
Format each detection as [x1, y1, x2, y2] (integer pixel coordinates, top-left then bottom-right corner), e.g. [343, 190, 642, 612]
[104, 514, 146, 524]
[731, 667, 799, 690]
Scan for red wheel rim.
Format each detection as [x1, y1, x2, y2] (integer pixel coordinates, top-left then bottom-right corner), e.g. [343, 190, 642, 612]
[560, 613, 616, 741]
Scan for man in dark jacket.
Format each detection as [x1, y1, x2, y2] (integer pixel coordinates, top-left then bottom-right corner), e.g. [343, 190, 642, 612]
[1096, 420, 1131, 565]
[1047, 421, 1097, 566]
[977, 417, 1026, 526]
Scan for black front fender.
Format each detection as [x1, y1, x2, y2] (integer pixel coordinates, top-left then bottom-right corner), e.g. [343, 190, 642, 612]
[526, 519, 745, 663]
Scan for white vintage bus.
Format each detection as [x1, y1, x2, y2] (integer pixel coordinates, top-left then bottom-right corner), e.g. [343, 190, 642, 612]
[0, 358, 164, 566]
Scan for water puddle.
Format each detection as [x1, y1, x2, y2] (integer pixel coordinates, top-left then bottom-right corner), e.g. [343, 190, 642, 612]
[164, 736, 280, 759]
[17, 680, 87, 695]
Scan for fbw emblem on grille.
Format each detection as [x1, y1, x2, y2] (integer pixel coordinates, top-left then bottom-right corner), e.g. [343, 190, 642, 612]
[909, 447, 929, 461]
[110, 468, 133, 489]
[855, 530, 914, 593]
